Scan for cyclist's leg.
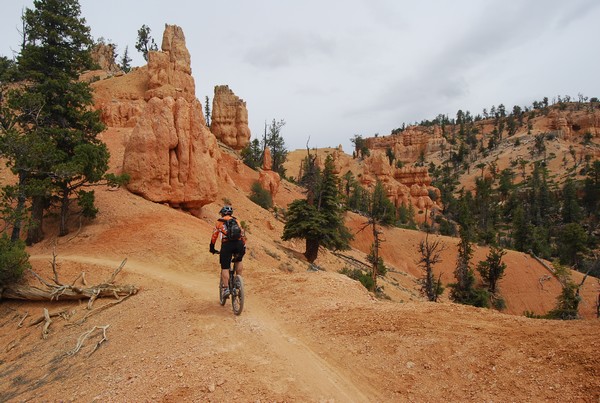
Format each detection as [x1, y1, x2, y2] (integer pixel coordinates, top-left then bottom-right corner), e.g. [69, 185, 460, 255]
[233, 261, 243, 276]
[220, 243, 233, 289]
[232, 241, 246, 276]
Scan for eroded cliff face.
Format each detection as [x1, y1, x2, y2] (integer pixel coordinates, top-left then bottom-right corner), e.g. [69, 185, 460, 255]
[545, 109, 600, 138]
[360, 150, 440, 211]
[210, 85, 251, 150]
[365, 126, 447, 162]
[121, 25, 220, 209]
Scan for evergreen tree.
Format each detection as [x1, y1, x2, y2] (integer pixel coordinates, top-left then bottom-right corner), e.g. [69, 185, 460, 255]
[10, 0, 111, 241]
[511, 205, 532, 252]
[135, 24, 158, 61]
[582, 160, 600, 217]
[557, 223, 587, 266]
[474, 177, 498, 244]
[350, 134, 369, 159]
[204, 96, 211, 127]
[497, 168, 514, 201]
[318, 155, 353, 251]
[476, 246, 506, 294]
[0, 234, 30, 287]
[561, 179, 582, 224]
[282, 154, 351, 262]
[282, 199, 323, 262]
[263, 119, 288, 178]
[119, 45, 132, 73]
[449, 225, 489, 307]
[240, 138, 262, 170]
[370, 181, 396, 226]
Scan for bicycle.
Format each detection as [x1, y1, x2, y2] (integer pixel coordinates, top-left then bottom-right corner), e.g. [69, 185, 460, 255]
[215, 249, 245, 315]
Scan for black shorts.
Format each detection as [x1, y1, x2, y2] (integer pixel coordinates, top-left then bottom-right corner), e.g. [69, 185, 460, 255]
[219, 240, 245, 270]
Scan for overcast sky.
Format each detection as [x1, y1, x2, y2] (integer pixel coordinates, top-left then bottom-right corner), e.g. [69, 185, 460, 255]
[2, 0, 599, 152]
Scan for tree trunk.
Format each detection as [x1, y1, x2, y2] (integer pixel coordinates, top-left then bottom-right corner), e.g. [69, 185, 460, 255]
[26, 195, 45, 245]
[59, 185, 70, 237]
[304, 238, 320, 263]
[1, 283, 137, 301]
[371, 221, 379, 290]
[10, 171, 27, 242]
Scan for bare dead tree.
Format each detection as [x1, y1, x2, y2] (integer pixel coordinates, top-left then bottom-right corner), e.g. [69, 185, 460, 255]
[417, 233, 446, 301]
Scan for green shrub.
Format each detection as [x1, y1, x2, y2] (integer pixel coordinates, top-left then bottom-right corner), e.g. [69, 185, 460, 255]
[249, 181, 273, 210]
[492, 296, 506, 311]
[339, 267, 374, 290]
[0, 234, 30, 287]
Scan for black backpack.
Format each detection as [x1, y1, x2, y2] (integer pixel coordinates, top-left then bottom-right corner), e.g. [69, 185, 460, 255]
[223, 217, 242, 241]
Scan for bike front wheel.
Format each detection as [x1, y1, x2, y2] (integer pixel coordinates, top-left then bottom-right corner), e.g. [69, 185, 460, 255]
[231, 275, 244, 315]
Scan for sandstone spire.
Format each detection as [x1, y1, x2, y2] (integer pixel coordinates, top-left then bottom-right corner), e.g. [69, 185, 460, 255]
[210, 85, 251, 150]
[122, 24, 220, 209]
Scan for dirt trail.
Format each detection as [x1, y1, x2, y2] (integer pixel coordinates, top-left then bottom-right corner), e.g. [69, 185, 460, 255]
[23, 253, 376, 402]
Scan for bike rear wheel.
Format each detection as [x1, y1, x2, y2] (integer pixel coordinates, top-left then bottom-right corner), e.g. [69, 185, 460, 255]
[231, 275, 244, 315]
[218, 280, 226, 306]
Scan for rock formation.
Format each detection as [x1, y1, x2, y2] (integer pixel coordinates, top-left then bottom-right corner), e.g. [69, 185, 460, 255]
[91, 42, 120, 73]
[122, 25, 220, 209]
[365, 126, 447, 162]
[546, 109, 600, 139]
[210, 85, 251, 150]
[145, 25, 196, 102]
[259, 147, 281, 198]
[360, 150, 440, 212]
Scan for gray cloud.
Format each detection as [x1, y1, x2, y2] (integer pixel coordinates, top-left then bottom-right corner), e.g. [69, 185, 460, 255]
[243, 32, 337, 69]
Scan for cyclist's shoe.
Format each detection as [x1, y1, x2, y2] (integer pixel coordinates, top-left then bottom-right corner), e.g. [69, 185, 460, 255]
[222, 288, 231, 298]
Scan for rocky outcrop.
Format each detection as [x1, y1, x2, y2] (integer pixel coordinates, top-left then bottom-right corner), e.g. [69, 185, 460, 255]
[330, 145, 351, 175]
[91, 42, 120, 73]
[546, 109, 600, 138]
[210, 85, 251, 150]
[259, 147, 281, 198]
[122, 25, 220, 209]
[144, 25, 196, 102]
[91, 63, 149, 128]
[365, 126, 447, 162]
[360, 150, 440, 211]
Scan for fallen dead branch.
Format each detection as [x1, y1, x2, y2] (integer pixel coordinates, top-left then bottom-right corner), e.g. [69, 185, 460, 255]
[17, 312, 29, 328]
[70, 293, 134, 326]
[0, 258, 138, 303]
[41, 308, 52, 339]
[29, 309, 71, 327]
[66, 325, 110, 357]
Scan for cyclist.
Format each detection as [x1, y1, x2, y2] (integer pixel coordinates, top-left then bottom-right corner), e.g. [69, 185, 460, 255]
[210, 205, 246, 298]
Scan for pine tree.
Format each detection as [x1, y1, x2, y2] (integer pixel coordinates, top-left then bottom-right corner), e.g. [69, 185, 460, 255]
[370, 181, 396, 226]
[282, 153, 351, 262]
[240, 138, 262, 170]
[449, 225, 489, 307]
[476, 246, 506, 294]
[318, 155, 352, 251]
[10, 0, 111, 241]
[135, 24, 158, 61]
[204, 96, 211, 127]
[264, 119, 288, 178]
[119, 45, 132, 73]
[561, 179, 582, 224]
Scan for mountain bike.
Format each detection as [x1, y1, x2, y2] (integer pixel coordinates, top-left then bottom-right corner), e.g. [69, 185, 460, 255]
[216, 250, 245, 315]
